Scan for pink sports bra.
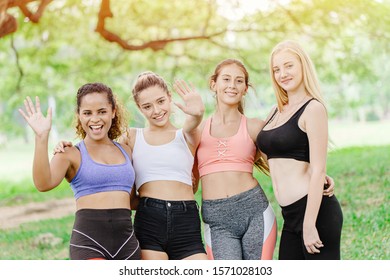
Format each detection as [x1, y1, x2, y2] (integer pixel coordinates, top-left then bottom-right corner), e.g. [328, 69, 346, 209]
[197, 114, 256, 177]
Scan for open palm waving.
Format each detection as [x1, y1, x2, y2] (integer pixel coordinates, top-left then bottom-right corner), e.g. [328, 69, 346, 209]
[173, 79, 205, 117]
[18, 96, 52, 137]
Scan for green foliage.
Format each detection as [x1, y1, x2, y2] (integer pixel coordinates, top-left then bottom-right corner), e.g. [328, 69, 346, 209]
[1, 0, 389, 136]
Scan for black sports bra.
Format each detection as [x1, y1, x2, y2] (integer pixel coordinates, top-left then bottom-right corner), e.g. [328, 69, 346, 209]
[256, 99, 316, 162]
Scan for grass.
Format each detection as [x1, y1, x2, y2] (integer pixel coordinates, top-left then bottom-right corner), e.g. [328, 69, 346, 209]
[0, 145, 388, 259]
[0, 121, 389, 260]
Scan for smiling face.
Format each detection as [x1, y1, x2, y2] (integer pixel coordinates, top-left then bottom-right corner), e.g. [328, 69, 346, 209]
[211, 63, 248, 107]
[272, 50, 304, 95]
[77, 92, 116, 141]
[137, 85, 172, 128]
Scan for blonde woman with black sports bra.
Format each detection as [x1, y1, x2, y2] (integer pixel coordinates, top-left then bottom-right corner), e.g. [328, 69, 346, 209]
[256, 40, 343, 259]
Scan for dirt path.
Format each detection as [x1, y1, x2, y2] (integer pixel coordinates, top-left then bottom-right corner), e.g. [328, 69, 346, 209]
[0, 198, 75, 230]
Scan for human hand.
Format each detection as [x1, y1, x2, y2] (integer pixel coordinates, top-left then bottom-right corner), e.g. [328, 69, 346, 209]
[303, 225, 323, 254]
[173, 79, 205, 117]
[18, 96, 52, 137]
[323, 175, 335, 197]
[53, 141, 73, 155]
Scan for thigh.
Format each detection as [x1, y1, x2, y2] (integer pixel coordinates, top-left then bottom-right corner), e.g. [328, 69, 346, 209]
[242, 203, 277, 260]
[210, 227, 243, 260]
[141, 250, 169, 260]
[306, 196, 343, 260]
[134, 200, 167, 252]
[169, 205, 206, 260]
[201, 200, 242, 260]
[278, 228, 305, 260]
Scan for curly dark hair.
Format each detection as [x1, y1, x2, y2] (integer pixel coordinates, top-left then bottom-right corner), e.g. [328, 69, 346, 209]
[74, 82, 128, 140]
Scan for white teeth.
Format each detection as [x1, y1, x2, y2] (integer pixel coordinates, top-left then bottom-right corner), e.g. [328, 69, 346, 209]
[90, 125, 102, 129]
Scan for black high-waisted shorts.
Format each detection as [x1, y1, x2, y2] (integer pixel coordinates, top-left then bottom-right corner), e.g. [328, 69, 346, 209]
[134, 197, 206, 260]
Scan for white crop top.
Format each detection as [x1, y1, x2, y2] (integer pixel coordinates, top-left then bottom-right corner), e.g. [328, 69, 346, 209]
[132, 128, 194, 190]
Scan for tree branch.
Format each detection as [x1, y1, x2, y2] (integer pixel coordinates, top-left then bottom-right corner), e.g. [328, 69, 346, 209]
[95, 0, 227, 51]
[18, 0, 52, 23]
[0, 0, 17, 38]
[10, 35, 24, 92]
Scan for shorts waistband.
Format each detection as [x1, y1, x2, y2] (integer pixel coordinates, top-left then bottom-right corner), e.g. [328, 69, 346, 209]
[140, 197, 198, 211]
[75, 208, 132, 218]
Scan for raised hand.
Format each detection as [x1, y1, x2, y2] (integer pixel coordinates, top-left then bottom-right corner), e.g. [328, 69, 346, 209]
[173, 79, 205, 117]
[18, 96, 52, 137]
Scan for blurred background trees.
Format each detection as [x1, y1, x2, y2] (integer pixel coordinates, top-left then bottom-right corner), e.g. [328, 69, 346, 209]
[1, 0, 389, 141]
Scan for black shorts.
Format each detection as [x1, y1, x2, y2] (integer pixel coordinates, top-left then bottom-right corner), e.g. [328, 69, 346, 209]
[134, 197, 206, 260]
[70, 208, 141, 260]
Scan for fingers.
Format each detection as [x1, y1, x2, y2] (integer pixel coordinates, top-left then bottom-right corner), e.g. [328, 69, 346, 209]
[22, 96, 41, 117]
[173, 79, 196, 98]
[27, 96, 37, 114]
[173, 80, 187, 98]
[173, 101, 185, 112]
[23, 97, 33, 116]
[53, 141, 74, 154]
[306, 241, 324, 254]
[18, 108, 28, 121]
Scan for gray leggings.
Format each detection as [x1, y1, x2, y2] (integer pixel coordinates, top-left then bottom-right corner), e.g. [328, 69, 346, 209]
[201, 185, 276, 260]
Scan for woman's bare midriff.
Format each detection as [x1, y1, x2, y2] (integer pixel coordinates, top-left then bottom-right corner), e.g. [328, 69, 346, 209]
[201, 171, 258, 200]
[268, 158, 311, 206]
[76, 191, 131, 210]
[138, 181, 195, 201]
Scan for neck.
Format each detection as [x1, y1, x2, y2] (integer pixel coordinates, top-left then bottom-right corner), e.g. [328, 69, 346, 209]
[147, 122, 176, 132]
[84, 137, 112, 146]
[213, 108, 241, 124]
[287, 92, 308, 105]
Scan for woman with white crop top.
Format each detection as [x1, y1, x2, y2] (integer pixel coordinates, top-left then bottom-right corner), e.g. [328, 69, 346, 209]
[120, 71, 208, 260]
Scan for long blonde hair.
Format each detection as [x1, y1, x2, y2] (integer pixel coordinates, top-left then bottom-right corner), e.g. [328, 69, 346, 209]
[269, 40, 326, 111]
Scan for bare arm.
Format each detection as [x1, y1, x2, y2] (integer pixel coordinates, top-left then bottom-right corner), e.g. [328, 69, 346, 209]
[19, 96, 71, 191]
[303, 101, 328, 254]
[173, 80, 205, 151]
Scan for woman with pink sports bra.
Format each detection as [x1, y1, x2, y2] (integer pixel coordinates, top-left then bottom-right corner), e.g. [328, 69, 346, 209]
[256, 40, 343, 259]
[195, 59, 277, 260]
[196, 58, 335, 260]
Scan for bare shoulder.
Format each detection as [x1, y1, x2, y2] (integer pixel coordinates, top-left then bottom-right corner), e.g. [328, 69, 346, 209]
[305, 100, 327, 116]
[119, 141, 133, 158]
[119, 127, 137, 148]
[264, 105, 278, 123]
[246, 117, 265, 141]
[51, 145, 79, 167]
[59, 145, 79, 158]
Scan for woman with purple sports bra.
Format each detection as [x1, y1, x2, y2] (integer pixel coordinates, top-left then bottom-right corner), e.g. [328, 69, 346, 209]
[54, 73, 207, 260]
[18, 83, 141, 260]
[256, 40, 343, 259]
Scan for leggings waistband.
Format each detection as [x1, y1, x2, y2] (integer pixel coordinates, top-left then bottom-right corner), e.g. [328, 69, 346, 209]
[202, 184, 263, 205]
